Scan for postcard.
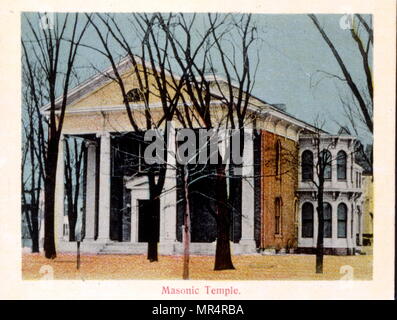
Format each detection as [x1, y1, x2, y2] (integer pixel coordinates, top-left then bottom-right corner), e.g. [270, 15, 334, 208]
[0, 0, 394, 301]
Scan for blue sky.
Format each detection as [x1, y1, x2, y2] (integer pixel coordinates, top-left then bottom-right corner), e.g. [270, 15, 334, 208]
[248, 14, 372, 143]
[22, 13, 373, 144]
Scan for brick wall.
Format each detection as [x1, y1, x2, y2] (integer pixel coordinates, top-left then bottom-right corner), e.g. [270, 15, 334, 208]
[260, 131, 299, 251]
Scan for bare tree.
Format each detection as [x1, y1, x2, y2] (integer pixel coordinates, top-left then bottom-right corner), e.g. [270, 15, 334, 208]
[64, 137, 86, 241]
[22, 13, 89, 258]
[308, 14, 373, 170]
[85, 13, 190, 262]
[159, 13, 261, 270]
[207, 13, 260, 270]
[21, 64, 47, 253]
[310, 130, 330, 274]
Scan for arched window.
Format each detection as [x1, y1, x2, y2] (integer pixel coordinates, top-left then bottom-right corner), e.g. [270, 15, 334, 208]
[302, 202, 313, 238]
[337, 151, 347, 180]
[323, 202, 332, 238]
[125, 88, 143, 102]
[301, 150, 313, 180]
[337, 203, 347, 238]
[320, 150, 332, 180]
[275, 140, 282, 176]
[275, 197, 282, 235]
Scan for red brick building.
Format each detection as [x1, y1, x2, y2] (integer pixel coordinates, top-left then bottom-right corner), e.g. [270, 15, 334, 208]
[260, 131, 299, 253]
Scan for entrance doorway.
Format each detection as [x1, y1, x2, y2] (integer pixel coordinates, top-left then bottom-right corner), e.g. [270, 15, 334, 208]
[138, 199, 160, 242]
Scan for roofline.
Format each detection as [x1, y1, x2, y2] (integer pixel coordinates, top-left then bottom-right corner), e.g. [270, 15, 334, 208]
[40, 55, 180, 113]
[299, 133, 357, 139]
[40, 57, 325, 135]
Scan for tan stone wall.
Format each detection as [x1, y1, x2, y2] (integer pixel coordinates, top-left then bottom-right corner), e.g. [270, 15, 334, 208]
[68, 67, 165, 110]
[61, 109, 166, 134]
[260, 130, 299, 250]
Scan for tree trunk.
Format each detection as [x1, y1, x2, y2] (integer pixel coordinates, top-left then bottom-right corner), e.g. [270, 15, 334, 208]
[147, 173, 160, 262]
[316, 184, 324, 274]
[31, 207, 40, 253]
[227, 127, 244, 242]
[214, 164, 235, 270]
[68, 211, 77, 242]
[76, 241, 81, 270]
[44, 176, 57, 259]
[146, 122, 170, 262]
[182, 166, 191, 279]
[43, 143, 58, 259]
[147, 240, 158, 262]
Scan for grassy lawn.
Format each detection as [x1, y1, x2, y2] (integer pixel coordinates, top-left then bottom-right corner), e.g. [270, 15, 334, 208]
[22, 253, 372, 280]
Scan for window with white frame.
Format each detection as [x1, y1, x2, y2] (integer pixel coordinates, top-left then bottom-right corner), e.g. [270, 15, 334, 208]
[302, 202, 314, 238]
[320, 150, 332, 180]
[323, 202, 332, 238]
[337, 203, 347, 238]
[337, 150, 347, 180]
[301, 150, 313, 181]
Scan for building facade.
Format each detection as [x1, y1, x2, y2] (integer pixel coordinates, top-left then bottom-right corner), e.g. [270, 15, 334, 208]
[296, 135, 364, 255]
[39, 58, 365, 255]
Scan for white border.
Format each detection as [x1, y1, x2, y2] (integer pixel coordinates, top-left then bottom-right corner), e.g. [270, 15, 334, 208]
[0, 0, 394, 300]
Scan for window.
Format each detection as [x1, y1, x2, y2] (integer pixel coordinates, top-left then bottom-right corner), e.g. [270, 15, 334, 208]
[275, 140, 281, 176]
[125, 88, 143, 103]
[301, 150, 313, 180]
[275, 197, 282, 235]
[337, 203, 347, 238]
[320, 150, 332, 180]
[323, 202, 332, 238]
[337, 151, 347, 180]
[302, 202, 314, 238]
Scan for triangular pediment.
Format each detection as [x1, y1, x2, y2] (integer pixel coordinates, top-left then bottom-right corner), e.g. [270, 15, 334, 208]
[40, 55, 179, 113]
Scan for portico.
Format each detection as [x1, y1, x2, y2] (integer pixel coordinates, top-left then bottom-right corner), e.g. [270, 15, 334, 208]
[54, 126, 258, 255]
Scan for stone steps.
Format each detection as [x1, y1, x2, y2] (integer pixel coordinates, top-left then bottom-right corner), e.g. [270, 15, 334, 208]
[98, 242, 147, 255]
[96, 241, 258, 255]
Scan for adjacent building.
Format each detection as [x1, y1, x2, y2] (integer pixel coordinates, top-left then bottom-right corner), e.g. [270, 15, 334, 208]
[297, 134, 364, 255]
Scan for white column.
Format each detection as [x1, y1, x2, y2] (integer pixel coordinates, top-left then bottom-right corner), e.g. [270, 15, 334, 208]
[126, 176, 150, 243]
[55, 135, 65, 241]
[160, 123, 177, 244]
[130, 198, 139, 243]
[85, 141, 96, 241]
[240, 129, 255, 246]
[97, 132, 111, 242]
